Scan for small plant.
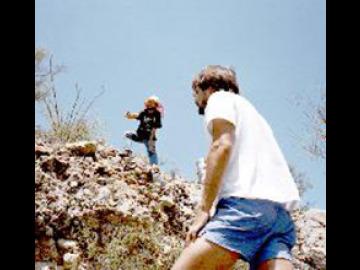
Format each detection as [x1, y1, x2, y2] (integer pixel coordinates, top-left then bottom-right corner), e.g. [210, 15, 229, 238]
[43, 78, 104, 142]
[35, 48, 104, 143]
[75, 216, 184, 270]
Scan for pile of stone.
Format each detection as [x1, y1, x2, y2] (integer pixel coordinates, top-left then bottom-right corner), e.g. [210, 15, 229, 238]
[35, 139, 325, 270]
[292, 209, 326, 270]
[35, 139, 201, 269]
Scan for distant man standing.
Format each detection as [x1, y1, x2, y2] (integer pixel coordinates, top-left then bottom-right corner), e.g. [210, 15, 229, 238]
[125, 96, 163, 165]
[172, 66, 300, 270]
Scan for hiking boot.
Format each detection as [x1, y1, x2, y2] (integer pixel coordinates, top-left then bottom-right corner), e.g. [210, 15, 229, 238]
[124, 131, 134, 139]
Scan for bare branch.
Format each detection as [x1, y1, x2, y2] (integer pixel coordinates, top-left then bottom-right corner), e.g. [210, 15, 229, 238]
[294, 87, 326, 159]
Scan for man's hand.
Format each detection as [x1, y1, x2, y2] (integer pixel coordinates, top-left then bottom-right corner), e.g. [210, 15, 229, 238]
[185, 210, 210, 247]
[125, 112, 139, 120]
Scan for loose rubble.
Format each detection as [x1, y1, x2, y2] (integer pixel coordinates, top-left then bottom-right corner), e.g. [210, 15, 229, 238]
[35, 138, 201, 269]
[292, 209, 327, 270]
[35, 139, 325, 269]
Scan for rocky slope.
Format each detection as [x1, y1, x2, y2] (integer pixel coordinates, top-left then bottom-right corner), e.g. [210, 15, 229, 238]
[35, 139, 325, 270]
[292, 209, 326, 270]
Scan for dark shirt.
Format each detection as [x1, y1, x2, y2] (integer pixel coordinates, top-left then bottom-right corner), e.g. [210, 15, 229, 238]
[136, 109, 162, 140]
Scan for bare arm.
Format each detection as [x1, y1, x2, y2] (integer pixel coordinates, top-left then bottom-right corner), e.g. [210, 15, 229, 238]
[125, 112, 140, 120]
[200, 119, 235, 212]
[186, 118, 234, 245]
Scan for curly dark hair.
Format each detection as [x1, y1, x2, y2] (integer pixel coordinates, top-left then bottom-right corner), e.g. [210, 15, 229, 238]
[192, 65, 240, 94]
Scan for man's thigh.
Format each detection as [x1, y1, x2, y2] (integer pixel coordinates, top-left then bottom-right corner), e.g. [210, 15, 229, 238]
[257, 259, 293, 270]
[171, 237, 240, 270]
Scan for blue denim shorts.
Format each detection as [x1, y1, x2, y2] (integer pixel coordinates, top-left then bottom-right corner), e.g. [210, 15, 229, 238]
[198, 197, 296, 269]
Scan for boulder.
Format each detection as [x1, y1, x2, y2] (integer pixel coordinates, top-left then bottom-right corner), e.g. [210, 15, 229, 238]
[65, 141, 97, 157]
[57, 239, 79, 253]
[63, 253, 80, 270]
[35, 144, 51, 158]
[41, 156, 70, 177]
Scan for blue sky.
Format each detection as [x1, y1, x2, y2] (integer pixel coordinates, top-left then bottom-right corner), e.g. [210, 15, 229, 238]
[35, 0, 326, 209]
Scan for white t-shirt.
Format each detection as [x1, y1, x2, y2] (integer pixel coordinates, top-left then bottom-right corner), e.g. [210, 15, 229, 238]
[205, 91, 300, 211]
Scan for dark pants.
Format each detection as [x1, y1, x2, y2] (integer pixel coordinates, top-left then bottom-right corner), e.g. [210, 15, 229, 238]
[125, 132, 159, 165]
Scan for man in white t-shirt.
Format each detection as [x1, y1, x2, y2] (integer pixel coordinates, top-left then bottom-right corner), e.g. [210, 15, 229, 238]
[172, 66, 300, 270]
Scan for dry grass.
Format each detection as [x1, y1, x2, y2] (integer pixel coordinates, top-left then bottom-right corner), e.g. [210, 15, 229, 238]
[35, 48, 103, 143]
[76, 217, 184, 270]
